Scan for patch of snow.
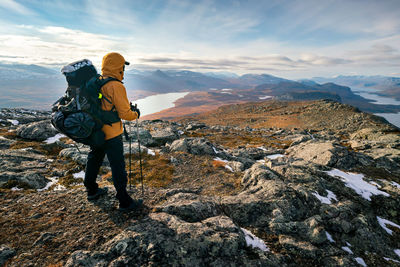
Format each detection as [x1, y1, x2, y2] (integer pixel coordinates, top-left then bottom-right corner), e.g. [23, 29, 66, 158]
[267, 154, 284, 160]
[346, 242, 352, 247]
[53, 184, 66, 191]
[325, 232, 335, 243]
[11, 187, 23, 191]
[222, 88, 232, 91]
[241, 228, 269, 252]
[214, 157, 228, 163]
[37, 177, 58, 192]
[220, 91, 232, 94]
[238, 94, 243, 97]
[212, 147, 220, 154]
[178, 130, 184, 135]
[395, 249, 400, 257]
[73, 171, 85, 179]
[377, 217, 400, 235]
[313, 190, 337, 204]
[7, 119, 19, 125]
[384, 257, 400, 263]
[259, 96, 272, 100]
[342, 246, 353, 254]
[257, 159, 266, 164]
[355, 257, 366, 267]
[257, 146, 268, 152]
[44, 133, 65, 144]
[147, 149, 156, 156]
[47, 159, 54, 162]
[325, 169, 390, 201]
[224, 165, 234, 172]
[209, 88, 218, 91]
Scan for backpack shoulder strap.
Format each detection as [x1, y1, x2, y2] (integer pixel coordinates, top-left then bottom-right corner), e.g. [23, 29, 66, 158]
[98, 76, 122, 110]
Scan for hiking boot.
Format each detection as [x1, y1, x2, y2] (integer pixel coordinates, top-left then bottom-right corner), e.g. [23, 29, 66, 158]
[118, 199, 143, 212]
[87, 187, 108, 200]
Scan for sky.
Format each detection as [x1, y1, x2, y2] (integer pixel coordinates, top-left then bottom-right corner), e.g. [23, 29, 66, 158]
[0, 0, 400, 79]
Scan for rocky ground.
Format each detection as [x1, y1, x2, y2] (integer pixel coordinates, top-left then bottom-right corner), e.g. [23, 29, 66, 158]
[0, 100, 400, 266]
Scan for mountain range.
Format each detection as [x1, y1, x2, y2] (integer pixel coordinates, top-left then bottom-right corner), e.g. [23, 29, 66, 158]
[0, 63, 399, 115]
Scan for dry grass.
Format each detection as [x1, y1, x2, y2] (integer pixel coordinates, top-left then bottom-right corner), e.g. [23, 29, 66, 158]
[187, 129, 292, 149]
[125, 152, 175, 188]
[0, 129, 18, 139]
[212, 160, 227, 169]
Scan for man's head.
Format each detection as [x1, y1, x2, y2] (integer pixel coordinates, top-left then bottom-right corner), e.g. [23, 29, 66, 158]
[101, 52, 130, 81]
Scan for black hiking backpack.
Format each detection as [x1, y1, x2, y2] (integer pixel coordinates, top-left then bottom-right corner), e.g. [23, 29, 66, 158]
[51, 59, 121, 147]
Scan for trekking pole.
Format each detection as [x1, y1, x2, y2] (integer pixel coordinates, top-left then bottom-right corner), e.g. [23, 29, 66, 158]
[123, 122, 132, 192]
[128, 122, 132, 191]
[134, 104, 145, 198]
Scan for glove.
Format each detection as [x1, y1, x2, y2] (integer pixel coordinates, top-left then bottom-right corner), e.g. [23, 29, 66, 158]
[130, 102, 140, 119]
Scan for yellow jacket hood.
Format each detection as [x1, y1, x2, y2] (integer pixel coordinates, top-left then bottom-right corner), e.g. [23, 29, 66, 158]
[101, 52, 129, 81]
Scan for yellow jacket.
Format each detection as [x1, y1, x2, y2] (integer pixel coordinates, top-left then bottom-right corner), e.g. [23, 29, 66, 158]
[100, 52, 138, 140]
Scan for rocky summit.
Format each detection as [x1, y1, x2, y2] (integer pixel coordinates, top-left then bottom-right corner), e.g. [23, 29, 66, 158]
[0, 100, 400, 267]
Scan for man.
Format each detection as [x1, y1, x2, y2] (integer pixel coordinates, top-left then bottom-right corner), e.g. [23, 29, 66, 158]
[84, 52, 142, 211]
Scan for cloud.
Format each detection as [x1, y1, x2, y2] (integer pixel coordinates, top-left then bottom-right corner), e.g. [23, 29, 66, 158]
[135, 53, 351, 73]
[0, 0, 34, 15]
[0, 26, 123, 67]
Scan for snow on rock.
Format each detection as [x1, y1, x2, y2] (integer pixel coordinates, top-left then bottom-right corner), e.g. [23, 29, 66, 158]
[7, 119, 19, 125]
[44, 133, 65, 144]
[395, 249, 400, 257]
[312, 189, 338, 204]
[355, 257, 367, 267]
[11, 187, 23, 191]
[325, 169, 390, 201]
[73, 171, 85, 179]
[257, 146, 268, 152]
[384, 257, 400, 263]
[325, 231, 335, 243]
[342, 246, 353, 254]
[377, 216, 400, 235]
[267, 154, 284, 160]
[212, 147, 220, 154]
[147, 148, 156, 156]
[37, 177, 58, 192]
[241, 228, 269, 252]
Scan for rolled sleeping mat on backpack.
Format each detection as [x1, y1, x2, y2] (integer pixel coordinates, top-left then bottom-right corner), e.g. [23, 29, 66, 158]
[61, 59, 97, 87]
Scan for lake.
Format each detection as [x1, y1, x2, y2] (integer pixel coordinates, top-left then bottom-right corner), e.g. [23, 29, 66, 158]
[131, 92, 189, 117]
[351, 88, 400, 128]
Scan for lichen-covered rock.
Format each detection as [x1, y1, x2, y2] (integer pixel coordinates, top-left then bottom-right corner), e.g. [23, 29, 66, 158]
[0, 148, 50, 189]
[150, 127, 178, 146]
[169, 138, 216, 156]
[0, 245, 16, 266]
[153, 193, 218, 222]
[65, 213, 278, 267]
[59, 147, 90, 166]
[287, 140, 356, 169]
[16, 120, 58, 141]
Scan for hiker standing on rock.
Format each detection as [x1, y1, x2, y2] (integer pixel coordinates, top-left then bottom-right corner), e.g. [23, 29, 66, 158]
[84, 52, 142, 211]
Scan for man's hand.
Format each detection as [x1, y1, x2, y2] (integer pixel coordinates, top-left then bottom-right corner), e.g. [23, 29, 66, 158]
[130, 102, 140, 119]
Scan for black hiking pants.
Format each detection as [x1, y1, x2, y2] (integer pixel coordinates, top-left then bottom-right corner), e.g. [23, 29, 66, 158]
[84, 134, 133, 206]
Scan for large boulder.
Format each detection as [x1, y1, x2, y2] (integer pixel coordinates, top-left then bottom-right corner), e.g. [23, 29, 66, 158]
[125, 127, 155, 147]
[16, 120, 59, 141]
[286, 140, 356, 169]
[169, 138, 216, 156]
[150, 127, 179, 146]
[0, 148, 50, 189]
